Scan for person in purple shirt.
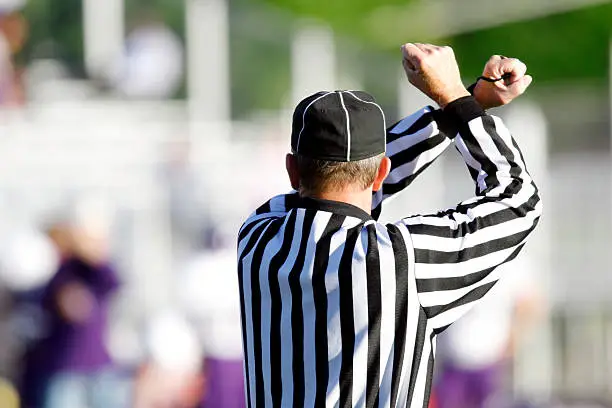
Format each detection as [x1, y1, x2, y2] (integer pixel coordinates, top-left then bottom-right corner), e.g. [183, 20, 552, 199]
[18, 222, 126, 408]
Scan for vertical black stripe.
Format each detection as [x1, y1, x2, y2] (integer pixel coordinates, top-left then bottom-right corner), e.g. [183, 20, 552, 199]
[284, 192, 301, 209]
[289, 209, 316, 408]
[239, 220, 274, 259]
[387, 224, 410, 407]
[238, 261, 253, 408]
[313, 214, 347, 408]
[239, 220, 258, 243]
[405, 308, 427, 406]
[421, 335, 436, 408]
[249, 218, 285, 407]
[268, 211, 298, 407]
[458, 118, 499, 191]
[481, 117, 527, 199]
[365, 225, 382, 408]
[482, 115, 521, 179]
[338, 223, 364, 408]
[237, 219, 276, 408]
[239, 217, 280, 243]
[371, 198, 382, 221]
[256, 200, 272, 215]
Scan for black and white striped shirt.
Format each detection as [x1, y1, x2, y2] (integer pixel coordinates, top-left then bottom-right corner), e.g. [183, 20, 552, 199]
[237, 100, 542, 408]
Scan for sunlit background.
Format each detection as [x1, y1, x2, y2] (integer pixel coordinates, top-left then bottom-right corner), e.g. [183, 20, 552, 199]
[0, 0, 610, 407]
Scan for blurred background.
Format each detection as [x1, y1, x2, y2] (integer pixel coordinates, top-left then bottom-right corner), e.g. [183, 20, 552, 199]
[0, 0, 609, 407]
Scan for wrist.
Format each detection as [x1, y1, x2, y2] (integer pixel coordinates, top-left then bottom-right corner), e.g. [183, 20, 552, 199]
[472, 81, 495, 110]
[437, 86, 471, 109]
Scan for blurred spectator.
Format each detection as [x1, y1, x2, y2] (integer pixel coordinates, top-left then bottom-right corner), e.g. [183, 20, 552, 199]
[109, 9, 184, 99]
[0, 0, 28, 106]
[0, 225, 58, 398]
[434, 257, 544, 408]
[178, 228, 246, 408]
[17, 220, 126, 408]
[132, 311, 204, 408]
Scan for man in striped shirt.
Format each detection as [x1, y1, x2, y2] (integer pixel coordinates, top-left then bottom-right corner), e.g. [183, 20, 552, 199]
[238, 43, 541, 408]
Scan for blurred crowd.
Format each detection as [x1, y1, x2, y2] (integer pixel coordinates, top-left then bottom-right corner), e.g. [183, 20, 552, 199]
[0, 214, 246, 408]
[0, 2, 248, 408]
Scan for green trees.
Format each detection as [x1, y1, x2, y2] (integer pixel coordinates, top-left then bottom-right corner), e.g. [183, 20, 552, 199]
[261, 0, 612, 83]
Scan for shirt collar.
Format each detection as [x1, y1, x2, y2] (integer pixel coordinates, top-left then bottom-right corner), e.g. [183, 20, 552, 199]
[294, 196, 373, 221]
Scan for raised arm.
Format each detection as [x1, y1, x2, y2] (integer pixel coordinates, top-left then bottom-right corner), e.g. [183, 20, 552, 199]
[404, 98, 541, 331]
[372, 49, 533, 220]
[393, 43, 540, 331]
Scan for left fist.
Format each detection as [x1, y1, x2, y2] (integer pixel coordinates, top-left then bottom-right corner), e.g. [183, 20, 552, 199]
[473, 55, 533, 110]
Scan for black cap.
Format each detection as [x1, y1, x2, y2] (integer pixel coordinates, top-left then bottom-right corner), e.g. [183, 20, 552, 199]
[291, 91, 387, 162]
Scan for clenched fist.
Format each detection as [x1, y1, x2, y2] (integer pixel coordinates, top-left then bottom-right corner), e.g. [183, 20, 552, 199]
[473, 55, 533, 109]
[401, 43, 470, 108]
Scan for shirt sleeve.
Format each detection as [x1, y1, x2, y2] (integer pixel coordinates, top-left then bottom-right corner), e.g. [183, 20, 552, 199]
[372, 106, 458, 220]
[238, 192, 299, 257]
[398, 96, 543, 331]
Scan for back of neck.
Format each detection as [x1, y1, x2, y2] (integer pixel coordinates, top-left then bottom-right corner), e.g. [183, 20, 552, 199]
[305, 188, 373, 214]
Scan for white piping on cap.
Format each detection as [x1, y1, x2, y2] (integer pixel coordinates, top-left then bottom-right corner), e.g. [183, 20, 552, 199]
[338, 91, 352, 161]
[345, 91, 387, 151]
[295, 91, 334, 153]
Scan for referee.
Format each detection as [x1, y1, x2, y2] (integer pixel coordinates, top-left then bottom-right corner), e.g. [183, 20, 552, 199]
[238, 43, 541, 408]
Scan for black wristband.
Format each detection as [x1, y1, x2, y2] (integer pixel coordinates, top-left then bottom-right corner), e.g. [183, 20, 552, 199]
[467, 82, 478, 95]
[433, 96, 485, 138]
[443, 96, 485, 123]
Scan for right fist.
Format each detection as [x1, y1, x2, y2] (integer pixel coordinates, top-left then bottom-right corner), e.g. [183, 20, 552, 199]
[401, 43, 470, 108]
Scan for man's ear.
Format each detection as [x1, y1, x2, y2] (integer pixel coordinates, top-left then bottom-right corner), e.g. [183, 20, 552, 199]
[286, 153, 300, 191]
[372, 156, 391, 192]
